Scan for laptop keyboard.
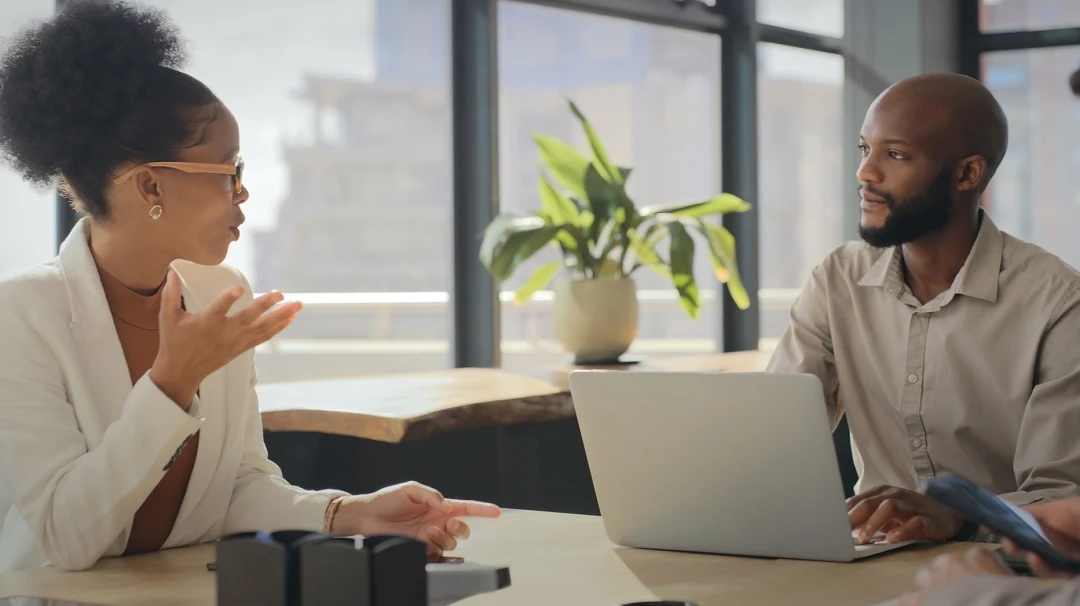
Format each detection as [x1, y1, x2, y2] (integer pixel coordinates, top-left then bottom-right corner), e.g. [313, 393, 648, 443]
[853, 533, 890, 546]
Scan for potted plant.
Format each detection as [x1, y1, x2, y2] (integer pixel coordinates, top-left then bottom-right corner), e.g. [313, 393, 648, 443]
[480, 100, 751, 364]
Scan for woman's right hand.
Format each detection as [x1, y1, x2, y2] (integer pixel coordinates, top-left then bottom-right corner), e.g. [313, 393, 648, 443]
[149, 270, 301, 408]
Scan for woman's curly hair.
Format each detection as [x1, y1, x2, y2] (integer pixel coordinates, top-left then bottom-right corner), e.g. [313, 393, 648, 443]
[0, 1, 219, 218]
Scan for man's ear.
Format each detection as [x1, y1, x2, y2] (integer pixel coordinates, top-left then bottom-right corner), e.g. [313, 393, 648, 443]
[956, 155, 988, 193]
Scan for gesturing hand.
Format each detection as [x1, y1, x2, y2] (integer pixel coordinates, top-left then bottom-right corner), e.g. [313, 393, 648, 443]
[149, 270, 302, 407]
[333, 482, 501, 559]
[847, 485, 965, 544]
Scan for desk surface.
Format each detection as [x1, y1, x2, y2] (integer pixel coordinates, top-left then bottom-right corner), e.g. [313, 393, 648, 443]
[0, 509, 969, 606]
[258, 352, 772, 443]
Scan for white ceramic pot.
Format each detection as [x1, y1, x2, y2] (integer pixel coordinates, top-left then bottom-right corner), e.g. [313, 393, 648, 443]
[553, 277, 639, 364]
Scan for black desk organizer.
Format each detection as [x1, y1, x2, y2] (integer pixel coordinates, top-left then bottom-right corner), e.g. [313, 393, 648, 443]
[215, 530, 427, 606]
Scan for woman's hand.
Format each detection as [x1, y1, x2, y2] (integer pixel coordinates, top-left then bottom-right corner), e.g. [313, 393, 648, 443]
[150, 270, 301, 408]
[332, 482, 501, 559]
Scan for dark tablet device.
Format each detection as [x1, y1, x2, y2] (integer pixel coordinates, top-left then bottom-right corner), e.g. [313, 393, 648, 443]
[925, 474, 1080, 573]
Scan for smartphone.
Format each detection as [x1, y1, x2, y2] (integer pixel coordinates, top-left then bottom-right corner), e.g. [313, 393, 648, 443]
[925, 474, 1080, 573]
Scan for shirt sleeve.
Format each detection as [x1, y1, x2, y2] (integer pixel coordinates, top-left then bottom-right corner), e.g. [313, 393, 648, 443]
[1002, 285, 1080, 507]
[766, 261, 843, 429]
[924, 576, 1080, 606]
[0, 305, 202, 571]
[220, 274, 347, 536]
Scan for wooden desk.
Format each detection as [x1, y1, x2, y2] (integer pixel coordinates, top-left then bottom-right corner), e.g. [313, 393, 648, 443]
[258, 353, 776, 516]
[0, 510, 971, 606]
[258, 352, 771, 444]
[259, 368, 573, 443]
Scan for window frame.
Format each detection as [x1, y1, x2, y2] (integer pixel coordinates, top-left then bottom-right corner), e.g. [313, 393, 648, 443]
[52, 0, 847, 361]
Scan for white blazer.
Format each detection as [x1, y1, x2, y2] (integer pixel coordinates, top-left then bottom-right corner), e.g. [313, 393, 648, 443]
[0, 219, 345, 573]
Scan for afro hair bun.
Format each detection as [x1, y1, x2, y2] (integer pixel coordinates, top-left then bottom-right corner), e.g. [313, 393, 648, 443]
[0, 1, 188, 187]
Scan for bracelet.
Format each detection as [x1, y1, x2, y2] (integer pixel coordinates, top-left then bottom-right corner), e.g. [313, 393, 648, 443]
[323, 495, 347, 534]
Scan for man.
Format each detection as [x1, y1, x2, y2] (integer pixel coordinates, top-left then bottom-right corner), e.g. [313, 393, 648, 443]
[895, 64, 1080, 606]
[767, 72, 1080, 546]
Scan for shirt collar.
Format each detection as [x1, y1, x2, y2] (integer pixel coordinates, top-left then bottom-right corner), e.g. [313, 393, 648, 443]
[857, 209, 1003, 304]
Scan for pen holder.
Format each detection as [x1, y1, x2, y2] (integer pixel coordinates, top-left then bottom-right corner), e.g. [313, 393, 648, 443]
[216, 530, 316, 606]
[297, 536, 370, 606]
[364, 535, 427, 606]
[215, 531, 426, 606]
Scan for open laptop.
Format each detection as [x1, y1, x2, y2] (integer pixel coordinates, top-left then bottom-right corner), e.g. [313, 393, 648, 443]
[568, 370, 914, 562]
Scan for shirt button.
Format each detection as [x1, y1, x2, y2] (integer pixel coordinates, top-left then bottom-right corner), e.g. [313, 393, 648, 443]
[908, 373, 919, 384]
[912, 438, 922, 449]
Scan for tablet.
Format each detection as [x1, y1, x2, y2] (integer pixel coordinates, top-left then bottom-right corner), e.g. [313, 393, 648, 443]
[925, 474, 1080, 573]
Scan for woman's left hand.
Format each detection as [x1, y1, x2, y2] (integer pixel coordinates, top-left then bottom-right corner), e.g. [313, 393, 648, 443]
[899, 547, 1013, 606]
[332, 482, 501, 558]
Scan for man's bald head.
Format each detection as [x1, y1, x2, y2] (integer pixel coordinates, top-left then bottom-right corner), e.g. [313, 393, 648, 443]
[857, 74, 1009, 247]
[870, 73, 1009, 189]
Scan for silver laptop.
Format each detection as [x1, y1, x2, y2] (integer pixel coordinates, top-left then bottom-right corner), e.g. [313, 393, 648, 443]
[568, 370, 914, 562]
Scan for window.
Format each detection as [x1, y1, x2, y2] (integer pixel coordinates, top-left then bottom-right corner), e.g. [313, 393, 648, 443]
[0, 1, 56, 275]
[497, 1, 723, 368]
[983, 46, 1080, 268]
[757, 44, 844, 349]
[980, 0, 1080, 33]
[147, 0, 453, 382]
[758, 0, 843, 39]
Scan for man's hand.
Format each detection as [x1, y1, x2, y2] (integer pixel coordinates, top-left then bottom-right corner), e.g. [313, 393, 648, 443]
[847, 485, 965, 544]
[898, 548, 1012, 606]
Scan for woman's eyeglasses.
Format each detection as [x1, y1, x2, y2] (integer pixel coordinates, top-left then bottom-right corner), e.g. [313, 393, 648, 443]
[113, 157, 245, 194]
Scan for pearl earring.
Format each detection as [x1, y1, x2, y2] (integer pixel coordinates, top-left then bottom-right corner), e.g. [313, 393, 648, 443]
[149, 205, 163, 220]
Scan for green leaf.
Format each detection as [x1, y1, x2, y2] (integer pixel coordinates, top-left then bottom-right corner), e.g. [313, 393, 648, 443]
[514, 261, 562, 304]
[666, 221, 700, 319]
[640, 193, 750, 219]
[479, 214, 544, 269]
[618, 166, 632, 182]
[538, 175, 582, 251]
[627, 227, 669, 277]
[533, 135, 590, 200]
[595, 257, 622, 278]
[568, 100, 624, 186]
[593, 218, 618, 259]
[584, 164, 618, 237]
[694, 219, 751, 311]
[490, 225, 563, 281]
[538, 175, 580, 224]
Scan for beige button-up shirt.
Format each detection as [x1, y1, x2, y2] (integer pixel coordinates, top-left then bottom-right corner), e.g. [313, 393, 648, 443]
[767, 211, 1080, 505]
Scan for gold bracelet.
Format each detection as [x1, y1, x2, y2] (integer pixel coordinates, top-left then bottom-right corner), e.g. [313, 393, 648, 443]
[323, 495, 347, 534]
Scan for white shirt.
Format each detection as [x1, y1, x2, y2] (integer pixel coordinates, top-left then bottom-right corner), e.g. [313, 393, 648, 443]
[0, 218, 344, 573]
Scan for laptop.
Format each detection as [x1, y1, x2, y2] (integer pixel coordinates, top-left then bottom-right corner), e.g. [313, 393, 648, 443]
[568, 370, 914, 562]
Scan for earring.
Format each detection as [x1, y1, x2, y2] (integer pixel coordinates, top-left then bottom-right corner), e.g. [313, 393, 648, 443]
[149, 205, 163, 220]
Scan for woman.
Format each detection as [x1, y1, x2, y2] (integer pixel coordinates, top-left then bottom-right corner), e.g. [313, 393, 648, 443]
[0, 1, 498, 573]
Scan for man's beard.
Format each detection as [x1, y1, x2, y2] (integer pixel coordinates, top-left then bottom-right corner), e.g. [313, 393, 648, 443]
[858, 169, 954, 248]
